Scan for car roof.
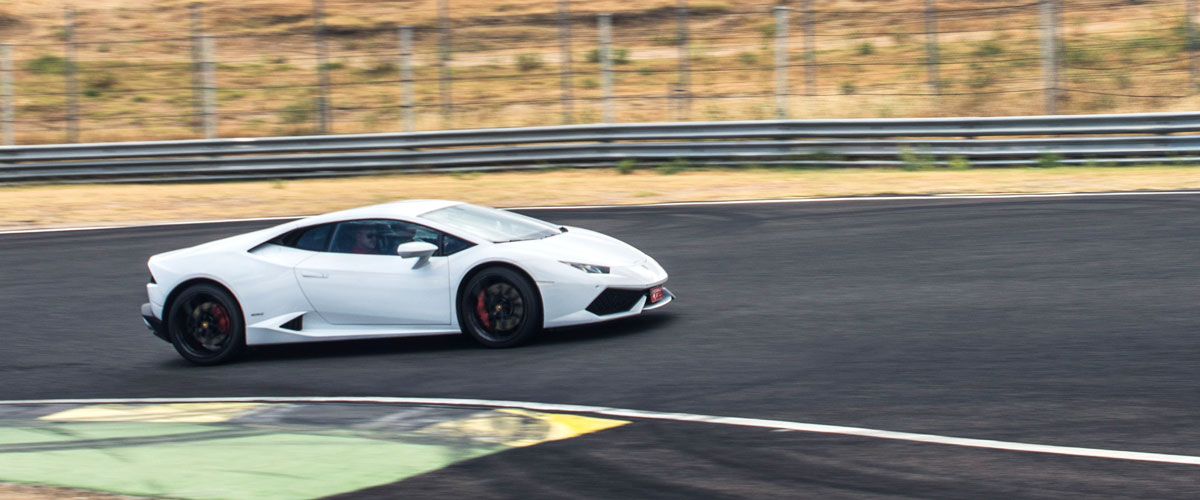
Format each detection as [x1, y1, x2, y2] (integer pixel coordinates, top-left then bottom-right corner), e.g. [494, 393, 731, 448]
[300, 199, 464, 225]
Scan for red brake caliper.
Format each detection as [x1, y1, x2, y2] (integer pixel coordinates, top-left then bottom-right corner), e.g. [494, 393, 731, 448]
[475, 290, 491, 330]
[212, 304, 231, 333]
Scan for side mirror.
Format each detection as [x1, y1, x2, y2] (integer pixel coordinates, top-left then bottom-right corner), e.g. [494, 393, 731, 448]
[396, 241, 438, 269]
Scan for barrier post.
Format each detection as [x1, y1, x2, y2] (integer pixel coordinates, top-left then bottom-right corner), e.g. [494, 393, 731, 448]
[558, 0, 574, 124]
[399, 26, 415, 132]
[64, 6, 79, 143]
[201, 35, 217, 139]
[600, 13, 614, 123]
[774, 7, 789, 119]
[312, 0, 331, 133]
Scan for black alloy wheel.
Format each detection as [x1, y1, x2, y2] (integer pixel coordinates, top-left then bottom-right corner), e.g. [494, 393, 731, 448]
[167, 283, 245, 365]
[459, 267, 542, 348]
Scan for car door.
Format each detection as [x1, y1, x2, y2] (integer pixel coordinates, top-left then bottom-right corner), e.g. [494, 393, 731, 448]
[293, 219, 451, 325]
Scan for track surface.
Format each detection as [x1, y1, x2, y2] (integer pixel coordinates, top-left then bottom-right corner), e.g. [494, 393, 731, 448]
[4, 195, 1200, 497]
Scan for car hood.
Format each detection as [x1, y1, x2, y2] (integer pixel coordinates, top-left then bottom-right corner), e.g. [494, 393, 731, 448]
[500, 226, 647, 267]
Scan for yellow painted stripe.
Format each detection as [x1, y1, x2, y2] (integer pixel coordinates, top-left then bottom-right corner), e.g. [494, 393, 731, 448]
[39, 403, 266, 423]
[417, 408, 628, 447]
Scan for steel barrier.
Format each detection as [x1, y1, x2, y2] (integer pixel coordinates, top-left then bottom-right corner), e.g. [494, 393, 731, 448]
[3, 111, 1200, 183]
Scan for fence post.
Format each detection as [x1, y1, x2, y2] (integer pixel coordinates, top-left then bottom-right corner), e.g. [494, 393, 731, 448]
[312, 0, 331, 133]
[599, 13, 614, 123]
[0, 43, 12, 146]
[774, 7, 788, 119]
[1189, 0, 1197, 90]
[438, 0, 451, 127]
[924, 0, 940, 97]
[676, 0, 690, 121]
[1040, 0, 1059, 114]
[189, 2, 204, 133]
[399, 26, 415, 132]
[802, 0, 815, 96]
[64, 6, 79, 143]
[201, 35, 217, 139]
[558, 0, 573, 124]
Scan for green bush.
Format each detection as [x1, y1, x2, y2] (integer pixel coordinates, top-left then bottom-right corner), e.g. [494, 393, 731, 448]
[585, 48, 630, 65]
[616, 158, 637, 174]
[948, 156, 971, 170]
[972, 40, 1004, 58]
[515, 53, 543, 72]
[1035, 153, 1061, 169]
[656, 157, 690, 175]
[25, 54, 73, 75]
[840, 82, 857, 95]
[857, 42, 874, 56]
[280, 100, 314, 124]
[900, 147, 935, 171]
[737, 51, 758, 65]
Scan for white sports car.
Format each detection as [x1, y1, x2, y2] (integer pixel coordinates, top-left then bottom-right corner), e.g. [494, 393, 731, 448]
[141, 200, 673, 364]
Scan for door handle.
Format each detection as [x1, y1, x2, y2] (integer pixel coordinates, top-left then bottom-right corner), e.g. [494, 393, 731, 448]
[300, 271, 328, 279]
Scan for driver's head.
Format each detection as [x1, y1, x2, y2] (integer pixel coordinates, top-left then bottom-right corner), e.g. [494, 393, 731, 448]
[354, 226, 377, 249]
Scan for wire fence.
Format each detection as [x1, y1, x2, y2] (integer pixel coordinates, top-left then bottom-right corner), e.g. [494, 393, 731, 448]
[0, 0, 1197, 144]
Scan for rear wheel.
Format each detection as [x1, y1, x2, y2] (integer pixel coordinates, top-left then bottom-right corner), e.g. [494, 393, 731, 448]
[459, 267, 542, 348]
[167, 283, 245, 365]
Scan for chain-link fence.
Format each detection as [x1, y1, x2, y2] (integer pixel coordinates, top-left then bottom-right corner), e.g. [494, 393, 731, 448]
[0, 0, 1196, 144]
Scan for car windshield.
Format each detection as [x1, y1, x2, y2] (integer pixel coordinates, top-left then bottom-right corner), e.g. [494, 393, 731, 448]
[421, 203, 559, 243]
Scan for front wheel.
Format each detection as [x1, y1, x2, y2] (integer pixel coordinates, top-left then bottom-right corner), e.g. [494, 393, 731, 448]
[459, 267, 542, 348]
[167, 283, 245, 365]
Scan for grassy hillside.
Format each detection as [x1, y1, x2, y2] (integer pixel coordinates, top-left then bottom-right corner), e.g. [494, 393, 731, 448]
[0, 0, 1196, 143]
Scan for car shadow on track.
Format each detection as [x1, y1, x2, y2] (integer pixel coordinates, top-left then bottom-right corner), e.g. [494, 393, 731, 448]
[221, 312, 677, 364]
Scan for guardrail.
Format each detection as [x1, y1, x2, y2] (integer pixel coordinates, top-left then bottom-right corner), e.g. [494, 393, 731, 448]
[3, 111, 1200, 183]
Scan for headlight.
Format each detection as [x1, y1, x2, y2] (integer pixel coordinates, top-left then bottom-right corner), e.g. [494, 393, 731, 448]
[561, 261, 610, 274]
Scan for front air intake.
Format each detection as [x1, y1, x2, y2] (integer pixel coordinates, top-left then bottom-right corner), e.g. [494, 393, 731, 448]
[586, 288, 646, 316]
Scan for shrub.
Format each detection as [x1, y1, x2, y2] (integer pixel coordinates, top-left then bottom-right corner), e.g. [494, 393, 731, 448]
[25, 54, 73, 75]
[948, 156, 971, 170]
[515, 53, 543, 72]
[972, 40, 1004, 58]
[1035, 153, 1061, 169]
[616, 158, 637, 174]
[737, 51, 758, 65]
[656, 157, 690, 174]
[318, 61, 345, 71]
[280, 100, 314, 124]
[585, 48, 630, 65]
[857, 42, 874, 56]
[900, 147, 935, 170]
[840, 82, 857, 94]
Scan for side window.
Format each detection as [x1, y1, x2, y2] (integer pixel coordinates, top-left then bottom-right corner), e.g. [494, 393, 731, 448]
[327, 219, 476, 257]
[330, 220, 391, 255]
[442, 233, 475, 256]
[272, 223, 333, 252]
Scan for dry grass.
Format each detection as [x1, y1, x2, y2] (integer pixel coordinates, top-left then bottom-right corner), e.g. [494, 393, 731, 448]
[0, 0, 1194, 143]
[3, 165, 1200, 230]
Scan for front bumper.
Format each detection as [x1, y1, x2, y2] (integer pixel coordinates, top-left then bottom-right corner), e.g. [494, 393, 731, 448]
[141, 302, 169, 343]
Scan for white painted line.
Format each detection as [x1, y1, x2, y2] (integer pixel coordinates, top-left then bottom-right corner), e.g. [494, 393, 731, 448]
[0, 215, 302, 235]
[2, 396, 1198, 466]
[2, 190, 1198, 235]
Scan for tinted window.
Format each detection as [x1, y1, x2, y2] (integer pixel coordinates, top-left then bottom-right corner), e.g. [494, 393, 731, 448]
[329, 219, 433, 256]
[273, 223, 333, 251]
[442, 233, 474, 256]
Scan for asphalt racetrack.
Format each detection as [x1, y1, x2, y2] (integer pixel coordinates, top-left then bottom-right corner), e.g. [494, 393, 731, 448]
[3, 194, 1200, 498]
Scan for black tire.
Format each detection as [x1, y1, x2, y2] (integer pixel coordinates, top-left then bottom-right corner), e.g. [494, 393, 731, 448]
[166, 283, 245, 365]
[459, 267, 542, 348]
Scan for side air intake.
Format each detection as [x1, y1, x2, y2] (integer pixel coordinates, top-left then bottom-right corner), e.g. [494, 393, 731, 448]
[280, 315, 303, 331]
